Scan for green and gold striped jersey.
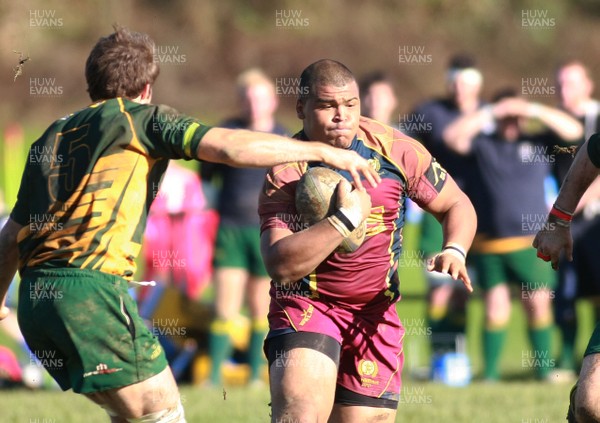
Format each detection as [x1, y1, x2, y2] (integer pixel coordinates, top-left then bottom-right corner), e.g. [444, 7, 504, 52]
[10, 97, 212, 279]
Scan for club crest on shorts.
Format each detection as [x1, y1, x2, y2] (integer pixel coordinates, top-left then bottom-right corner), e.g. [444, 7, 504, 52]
[83, 363, 123, 378]
[358, 359, 380, 388]
[358, 359, 379, 377]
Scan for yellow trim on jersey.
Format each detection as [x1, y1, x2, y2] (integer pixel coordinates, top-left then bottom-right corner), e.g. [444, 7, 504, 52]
[366, 205, 386, 237]
[308, 272, 319, 298]
[357, 131, 431, 197]
[471, 235, 535, 254]
[89, 100, 106, 109]
[385, 216, 398, 288]
[183, 122, 200, 158]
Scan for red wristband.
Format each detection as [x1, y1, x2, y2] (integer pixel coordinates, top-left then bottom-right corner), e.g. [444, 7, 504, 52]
[550, 206, 573, 222]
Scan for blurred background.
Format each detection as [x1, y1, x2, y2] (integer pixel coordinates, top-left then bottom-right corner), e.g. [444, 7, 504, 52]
[1, 0, 600, 202]
[2, 0, 600, 201]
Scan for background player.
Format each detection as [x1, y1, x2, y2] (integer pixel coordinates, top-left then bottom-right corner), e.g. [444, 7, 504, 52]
[407, 54, 483, 357]
[202, 68, 288, 386]
[0, 28, 379, 423]
[359, 71, 398, 125]
[259, 59, 476, 422]
[534, 133, 600, 422]
[444, 87, 583, 381]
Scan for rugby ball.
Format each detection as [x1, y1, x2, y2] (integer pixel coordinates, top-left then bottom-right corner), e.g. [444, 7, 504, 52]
[295, 167, 367, 253]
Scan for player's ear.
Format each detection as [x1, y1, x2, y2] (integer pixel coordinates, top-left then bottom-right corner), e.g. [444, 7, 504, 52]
[134, 83, 152, 104]
[141, 83, 152, 102]
[296, 99, 305, 119]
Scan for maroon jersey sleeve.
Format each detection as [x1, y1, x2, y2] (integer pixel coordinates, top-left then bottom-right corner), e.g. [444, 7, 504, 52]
[388, 128, 447, 207]
[259, 162, 307, 234]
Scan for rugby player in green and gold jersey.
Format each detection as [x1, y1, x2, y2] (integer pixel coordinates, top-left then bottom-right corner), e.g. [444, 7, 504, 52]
[0, 27, 379, 423]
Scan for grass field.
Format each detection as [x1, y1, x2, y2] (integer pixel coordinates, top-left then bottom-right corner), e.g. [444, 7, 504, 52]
[0, 379, 571, 422]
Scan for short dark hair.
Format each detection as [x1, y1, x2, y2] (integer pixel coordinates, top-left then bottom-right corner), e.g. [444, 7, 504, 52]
[447, 53, 477, 71]
[298, 59, 355, 100]
[359, 71, 392, 95]
[85, 25, 160, 101]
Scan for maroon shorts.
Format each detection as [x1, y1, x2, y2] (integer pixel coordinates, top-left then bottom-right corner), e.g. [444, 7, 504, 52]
[266, 293, 404, 401]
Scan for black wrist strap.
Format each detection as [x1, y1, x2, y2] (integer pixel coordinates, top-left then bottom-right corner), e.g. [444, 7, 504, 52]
[443, 245, 466, 260]
[334, 209, 356, 232]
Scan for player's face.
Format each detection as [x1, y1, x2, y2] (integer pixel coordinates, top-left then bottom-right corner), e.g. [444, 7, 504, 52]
[498, 116, 520, 142]
[448, 69, 482, 109]
[241, 83, 278, 123]
[363, 82, 397, 124]
[557, 65, 593, 113]
[297, 81, 360, 148]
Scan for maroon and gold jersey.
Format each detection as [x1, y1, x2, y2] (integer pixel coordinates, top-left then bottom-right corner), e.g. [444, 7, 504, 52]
[10, 98, 211, 279]
[259, 117, 447, 308]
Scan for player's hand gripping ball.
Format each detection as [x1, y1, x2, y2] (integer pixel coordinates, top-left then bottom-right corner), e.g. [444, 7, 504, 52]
[295, 167, 368, 253]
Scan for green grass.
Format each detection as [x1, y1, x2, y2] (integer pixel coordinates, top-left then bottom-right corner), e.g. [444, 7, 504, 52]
[0, 381, 571, 422]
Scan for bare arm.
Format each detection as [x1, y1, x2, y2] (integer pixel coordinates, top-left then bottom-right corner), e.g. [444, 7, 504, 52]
[196, 127, 380, 190]
[422, 176, 477, 291]
[0, 218, 22, 320]
[261, 220, 346, 285]
[491, 98, 583, 140]
[533, 138, 600, 269]
[261, 179, 371, 284]
[443, 98, 584, 154]
[442, 107, 492, 155]
[526, 103, 583, 141]
[554, 140, 600, 217]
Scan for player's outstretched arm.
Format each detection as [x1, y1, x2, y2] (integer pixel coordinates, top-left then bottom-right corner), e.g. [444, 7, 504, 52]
[196, 127, 380, 190]
[533, 136, 600, 269]
[0, 218, 22, 320]
[423, 176, 476, 292]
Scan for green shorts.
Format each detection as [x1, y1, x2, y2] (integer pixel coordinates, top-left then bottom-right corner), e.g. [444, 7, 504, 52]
[584, 321, 600, 357]
[213, 224, 268, 277]
[17, 268, 167, 394]
[418, 212, 443, 256]
[472, 247, 557, 291]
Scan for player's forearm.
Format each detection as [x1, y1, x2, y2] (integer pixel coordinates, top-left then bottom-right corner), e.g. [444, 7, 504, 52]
[262, 221, 344, 285]
[0, 219, 21, 309]
[437, 192, 477, 252]
[442, 109, 488, 154]
[198, 128, 329, 168]
[554, 139, 600, 213]
[532, 104, 583, 141]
